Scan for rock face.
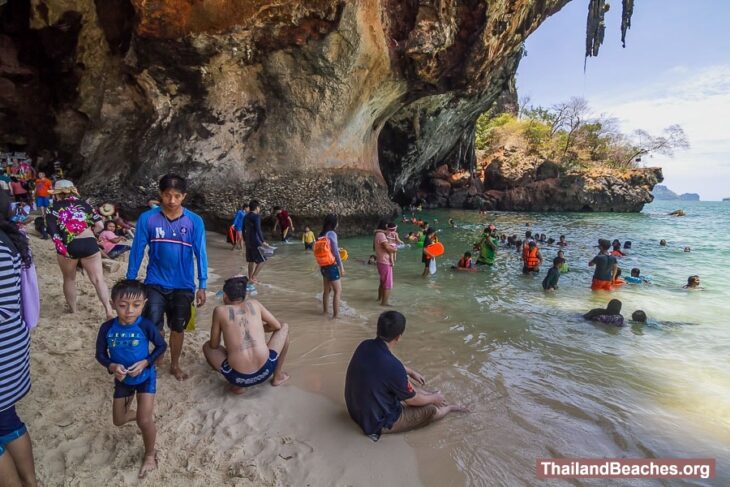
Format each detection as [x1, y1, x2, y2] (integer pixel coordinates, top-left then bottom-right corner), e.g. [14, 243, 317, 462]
[420, 146, 664, 213]
[1, 0, 581, 233]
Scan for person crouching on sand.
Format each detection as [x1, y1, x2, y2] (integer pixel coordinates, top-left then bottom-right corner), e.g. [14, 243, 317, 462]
[95, 280, 166, 479]
[345, 311, 468, 441]
[203, 276, 290, 394]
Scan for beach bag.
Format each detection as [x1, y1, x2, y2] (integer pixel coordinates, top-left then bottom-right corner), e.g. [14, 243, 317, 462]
[185, 304, 196, 331]
[313, 236, 336, 267]
[21, 262, 40, 329]
[0, 228, 39, 328]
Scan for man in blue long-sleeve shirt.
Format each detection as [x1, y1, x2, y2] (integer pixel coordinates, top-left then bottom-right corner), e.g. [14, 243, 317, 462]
[244, 199, 268, 283]
[127, 174, 208, 380]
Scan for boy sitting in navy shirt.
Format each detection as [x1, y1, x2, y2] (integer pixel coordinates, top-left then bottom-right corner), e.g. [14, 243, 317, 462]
[344, 311, 468, 441]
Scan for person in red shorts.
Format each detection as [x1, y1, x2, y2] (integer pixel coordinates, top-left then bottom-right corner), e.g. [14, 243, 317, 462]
[589, 239, 618, 291]
[273, 206, 294, 242]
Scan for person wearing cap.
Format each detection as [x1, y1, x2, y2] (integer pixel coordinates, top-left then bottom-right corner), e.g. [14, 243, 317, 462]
[589, 239, 618, 291]
[45, 179, 114, 319]
[127, 174, 208, 381]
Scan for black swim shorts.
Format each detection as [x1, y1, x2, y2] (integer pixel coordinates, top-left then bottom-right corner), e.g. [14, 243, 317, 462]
[144, 285, 194, 333]
[246, 245, 266, 264]
[66, 237, 100, 259]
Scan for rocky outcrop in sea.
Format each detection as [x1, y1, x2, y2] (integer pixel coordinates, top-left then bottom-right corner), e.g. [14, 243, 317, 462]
[419, 147, 664, 213]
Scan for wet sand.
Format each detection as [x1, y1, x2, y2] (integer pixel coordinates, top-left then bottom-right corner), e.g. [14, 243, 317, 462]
[19, 232, 463, 486]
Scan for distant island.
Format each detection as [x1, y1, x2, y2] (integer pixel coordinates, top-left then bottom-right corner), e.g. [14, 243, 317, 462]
[724, 197, 730, 202]
[653, 185, 700, 201]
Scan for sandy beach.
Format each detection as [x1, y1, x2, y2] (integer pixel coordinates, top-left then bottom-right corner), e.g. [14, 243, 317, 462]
[17, 231, 464, 486]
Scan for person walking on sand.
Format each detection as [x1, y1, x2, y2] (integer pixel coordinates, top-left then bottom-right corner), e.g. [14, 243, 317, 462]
[244, 200, 268, 283]
[314, 213, 344, 318]
[45, 179, 114, 319]
[95, 280, 166, 479]
[373, 220, 396, 306]
[127, 174, 208, 381]
[345, 311, 468, 441]
[0, 194, 38, 487]
[203, 276, 290, 394]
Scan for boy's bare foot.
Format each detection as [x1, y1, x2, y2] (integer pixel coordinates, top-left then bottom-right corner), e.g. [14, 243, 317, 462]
[138, 450, 158, 479]
[170, 366, 189, 381]
[449, 404, 471, 413]
[226, 384, 246, 395]
[271, 372, 290, 386]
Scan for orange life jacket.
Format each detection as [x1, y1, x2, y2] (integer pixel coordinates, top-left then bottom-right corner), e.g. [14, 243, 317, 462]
[524, 246, 540, 268]
[313, 236, 336, 267]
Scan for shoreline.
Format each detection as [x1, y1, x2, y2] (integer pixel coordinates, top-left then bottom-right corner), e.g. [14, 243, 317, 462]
[21, 231, 462, 486]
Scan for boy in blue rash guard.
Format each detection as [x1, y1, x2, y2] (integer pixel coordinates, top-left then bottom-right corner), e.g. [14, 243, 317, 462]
[230, 204, 248, 250]
[127, 174, 208, 381]
[96, 280, 166, 479]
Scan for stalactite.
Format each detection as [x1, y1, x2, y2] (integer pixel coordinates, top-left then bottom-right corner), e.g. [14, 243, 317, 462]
[585, 0, 609, 61]
[621, 0, 634, 47]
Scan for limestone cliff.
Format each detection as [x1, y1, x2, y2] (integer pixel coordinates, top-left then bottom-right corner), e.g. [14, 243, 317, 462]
[1, 0, 640, 232]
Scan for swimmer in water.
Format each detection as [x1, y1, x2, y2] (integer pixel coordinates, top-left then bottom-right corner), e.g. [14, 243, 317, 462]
[584, 299, 624, 327]
[557, 235, 568, 247]
[367, 255, 377, 265]
[557, 250, 569, 273]
[683, 275, 702, 289]
[406, 232, 418, 242]
[631, 310, 647, 324]
[683, 246, 691, 252]
[448, 218, 455, 228]
[624, 267, 644, 284]
[611, 240, 625, 256]
[453, 251, 474, 270]
[660, 239, 667, 247]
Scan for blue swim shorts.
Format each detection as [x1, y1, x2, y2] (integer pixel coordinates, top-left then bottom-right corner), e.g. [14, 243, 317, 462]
[114, 373, 157, 398]
[220, 350, 279, 388]
[35, 196, 50, 208]
[320, 264, 340, 282]
[0, 406, 27, 456]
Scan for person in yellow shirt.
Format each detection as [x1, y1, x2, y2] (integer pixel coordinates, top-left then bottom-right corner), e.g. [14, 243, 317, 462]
[302, 226, 315, 250]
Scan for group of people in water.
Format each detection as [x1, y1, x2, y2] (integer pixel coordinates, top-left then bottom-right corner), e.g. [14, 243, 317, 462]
[0, 170, 706, 483]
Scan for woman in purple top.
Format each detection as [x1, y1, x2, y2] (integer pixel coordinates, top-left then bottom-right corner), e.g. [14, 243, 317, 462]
[319, 214, 344, 319]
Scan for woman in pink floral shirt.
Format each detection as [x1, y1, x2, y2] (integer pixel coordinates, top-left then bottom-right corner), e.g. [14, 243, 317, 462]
[45, 180, 113, 319]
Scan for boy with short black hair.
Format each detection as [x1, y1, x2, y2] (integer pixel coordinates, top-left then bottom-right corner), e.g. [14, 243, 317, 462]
[344, 311, 467, 441]
[96, 279, 166, 479]
[542, 257, 564, 291]
[203, 276, 290, 394]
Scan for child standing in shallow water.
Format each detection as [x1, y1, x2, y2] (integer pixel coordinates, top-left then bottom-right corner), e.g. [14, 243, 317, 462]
[95, 280, 166, 479]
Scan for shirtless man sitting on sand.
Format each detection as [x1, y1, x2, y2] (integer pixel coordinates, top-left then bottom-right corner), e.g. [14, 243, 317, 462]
[202, 276, 290, 394]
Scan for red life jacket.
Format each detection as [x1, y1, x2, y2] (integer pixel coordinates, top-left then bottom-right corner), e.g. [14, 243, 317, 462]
[525, 246, 540, 267]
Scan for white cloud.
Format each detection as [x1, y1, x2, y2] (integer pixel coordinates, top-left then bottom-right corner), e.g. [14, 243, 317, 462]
[590, 64, 730, 200]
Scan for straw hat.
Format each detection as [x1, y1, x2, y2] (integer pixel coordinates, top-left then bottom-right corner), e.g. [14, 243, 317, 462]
[99, 203, 115, 217]
[49, 179, 77, 195]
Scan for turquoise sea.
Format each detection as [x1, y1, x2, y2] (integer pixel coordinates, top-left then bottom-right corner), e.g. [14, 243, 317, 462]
[257, 200, 729, 485]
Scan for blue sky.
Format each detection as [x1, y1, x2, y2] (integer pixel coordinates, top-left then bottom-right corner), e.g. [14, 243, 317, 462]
[517, 0, 730, 200]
